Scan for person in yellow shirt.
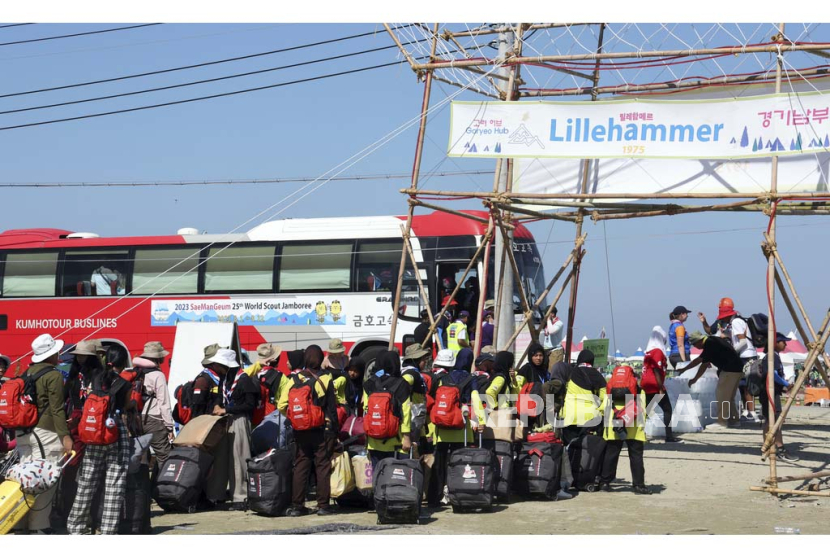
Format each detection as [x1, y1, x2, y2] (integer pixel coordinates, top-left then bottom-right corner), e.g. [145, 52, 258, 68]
[426, 358, 486, 507]
[598, 373, 650, 495]
[560, 350, 607, 446]
[401, 344, 431, 452]
[277, 345, 340, 517]
[363, 351, 412, 468]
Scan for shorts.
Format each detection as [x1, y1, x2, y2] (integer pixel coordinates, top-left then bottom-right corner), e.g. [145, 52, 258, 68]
[758, 390, 782, 421]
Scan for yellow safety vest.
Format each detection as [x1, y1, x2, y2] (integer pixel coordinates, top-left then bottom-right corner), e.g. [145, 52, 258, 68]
[447, 321, 466, 354]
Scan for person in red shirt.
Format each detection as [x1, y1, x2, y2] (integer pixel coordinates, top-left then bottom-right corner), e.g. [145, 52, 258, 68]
[641, 326, 681, 443]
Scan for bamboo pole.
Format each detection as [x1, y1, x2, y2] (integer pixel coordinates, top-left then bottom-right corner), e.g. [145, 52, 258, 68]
[443, 22, 586, 39]
[494, 210, 532, 318]
[473, 216, 494, 358]
[388, 24, 439, 350]
[521, 65, 830, 98]
[384, 23, 422, 73]
[491, 201, 578, 222]
[400, 189, 827, 200]
[767, 239, 830, 388]
[515, 267, 578, 366]
[492, 232, 508, 349]
[591, 199, 765, 220]
[565, 23, 604, 360]
[502, 240, 584, 352]
[402, 224, 435, 326]
[750, 486, 830, 497]
[762, 308, 830, 455]
[418, 225, 494, 349]
[410, 42, 830, 71]
[765, 470, 830, 484]
[410, 199, 494, 226]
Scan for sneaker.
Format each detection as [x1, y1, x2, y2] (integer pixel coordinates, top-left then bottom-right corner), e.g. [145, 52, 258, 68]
[598, 482, 611, 492]
[665, 436, 683, 443]
[741, 409, 749, 419]
[777, 448, 800, 463]
[286, 506, 310, 517]
[316, 506, 336, 516]
[632, 485, 652, 495]
[555, 490, 574, 501]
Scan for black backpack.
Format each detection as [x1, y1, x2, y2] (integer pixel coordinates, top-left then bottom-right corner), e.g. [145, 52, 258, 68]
[746, 313, 770, 349]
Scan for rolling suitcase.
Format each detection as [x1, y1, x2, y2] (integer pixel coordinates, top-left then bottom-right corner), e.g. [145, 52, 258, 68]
[483, 439, 514, 502]
[247, 448, 293, 516]
[514, 442, 563, 500]
[447, 429, 497, 513]
[568, 434, 607, 491]
[153, 446, 213, 513]
[1, 451, 75, 535]
[373, 452, 423, 525]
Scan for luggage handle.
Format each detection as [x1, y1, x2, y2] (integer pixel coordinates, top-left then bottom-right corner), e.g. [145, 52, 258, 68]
[57, 450, 77, 469]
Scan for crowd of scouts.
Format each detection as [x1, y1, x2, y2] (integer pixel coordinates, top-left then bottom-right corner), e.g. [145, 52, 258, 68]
[0, 294, 803, 533]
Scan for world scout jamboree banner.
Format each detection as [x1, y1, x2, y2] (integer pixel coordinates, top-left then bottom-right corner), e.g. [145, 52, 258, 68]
[447, 91, 830, 160]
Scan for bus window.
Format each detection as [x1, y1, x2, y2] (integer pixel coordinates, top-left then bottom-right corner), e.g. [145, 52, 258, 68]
[279, 243, 351, 292]
[205, 245, 275, 293]
[356, 241, 402, 292]
[1, 252, 58, 297]
[61, 250, 129, 297]
[133, 247, 201, 295]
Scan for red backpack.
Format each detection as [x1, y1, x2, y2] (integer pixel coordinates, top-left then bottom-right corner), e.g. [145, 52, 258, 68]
[420, 371, 436, 415]
[365, 376, 405, 440]
[173, 381, 195, 426]
[607, 365, 638, 403]
[252, 368, 282, 427]
[119, 368, 155, 413]
[0, 366, 57, 430]
[429, 374, 473, 430]
[517, 381, 544, 418]
[286, 373, 326, 431]
[79, 391, 119, 445]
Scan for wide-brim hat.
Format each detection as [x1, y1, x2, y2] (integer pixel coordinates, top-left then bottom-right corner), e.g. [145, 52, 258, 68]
[71, 340, 98, 357]
[257, 343, 283, 363]
[404, 344, 430, 360]
[689, 331, 707, 344]
[433, 349, 456, 368]
[201, 343, 223, 366]
[207, 349, 239, 369]
[328, 338, 345, 354]
[31, 334, 65, 363]
[139, 341, 170, 359]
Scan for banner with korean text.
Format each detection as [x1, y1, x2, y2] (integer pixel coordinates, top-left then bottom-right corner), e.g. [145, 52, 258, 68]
[448, 91, 830, 160]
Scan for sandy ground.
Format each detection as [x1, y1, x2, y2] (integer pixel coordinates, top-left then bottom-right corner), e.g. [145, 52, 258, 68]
[153, 406, 830, 535]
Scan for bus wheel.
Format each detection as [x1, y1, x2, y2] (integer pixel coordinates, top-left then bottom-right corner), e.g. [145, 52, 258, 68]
[357, 345, 386, 380]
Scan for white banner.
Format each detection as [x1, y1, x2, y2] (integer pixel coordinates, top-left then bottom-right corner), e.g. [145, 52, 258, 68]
[448, 91, 830, 160]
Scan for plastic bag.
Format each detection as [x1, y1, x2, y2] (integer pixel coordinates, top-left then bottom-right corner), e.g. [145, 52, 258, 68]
[329, 450, 355, 498]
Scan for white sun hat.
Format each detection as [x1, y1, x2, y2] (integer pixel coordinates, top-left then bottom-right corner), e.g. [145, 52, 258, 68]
[433, 349, 457, 369]
[31, 334, 65, 363]
[207, 348, 240, 369]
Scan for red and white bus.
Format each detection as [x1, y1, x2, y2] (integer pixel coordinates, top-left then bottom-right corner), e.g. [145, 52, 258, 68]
[0, 210, 545, 374]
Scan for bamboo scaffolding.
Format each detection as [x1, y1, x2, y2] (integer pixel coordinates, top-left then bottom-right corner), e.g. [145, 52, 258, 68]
[765, 470, 830, 484]
[591, 199, 764, 220]
[432, 75, 501, 99]
[491, 201, 578, 222]
[402, 223, 434, 327]
[502, 240, 584, 351]
[409, 43, 830, 71]
[473, 214, 494, 358]
[410, 199, 493, 225]
[765, 233, 830, 387]
[443, 23, 587, 39]
[762, 309, 830, 455]
[400, 189, 827, 200]
[494, 210, 533, 324]
[418, 225, 494, 350]
[521, 66, 830, 98]
[749, 486, 830, 497]
[387, 24, 439, 350]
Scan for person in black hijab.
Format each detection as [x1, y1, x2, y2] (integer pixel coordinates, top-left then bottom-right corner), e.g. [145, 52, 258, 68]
[345, 356, 365, 415]
[286, 349, 305, 374]
[561, 350, 608, 445]
[519, 341, 549, 384]
[483, 351, 515, 408]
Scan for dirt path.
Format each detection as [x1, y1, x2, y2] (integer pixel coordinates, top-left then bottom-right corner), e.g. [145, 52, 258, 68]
[154, 406, 830, 535]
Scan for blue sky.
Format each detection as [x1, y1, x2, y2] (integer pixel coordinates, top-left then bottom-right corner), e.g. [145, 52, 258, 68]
[1, 22, 828, 354]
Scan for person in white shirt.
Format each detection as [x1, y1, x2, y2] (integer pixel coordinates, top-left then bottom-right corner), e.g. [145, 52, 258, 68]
[698, 297, 759, 421]
[543, 306, 566, 370]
